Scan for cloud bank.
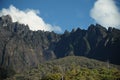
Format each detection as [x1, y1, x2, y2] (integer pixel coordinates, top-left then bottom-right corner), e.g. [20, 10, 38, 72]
[0, 5, 62, 32]
[90, 0, 120, 29]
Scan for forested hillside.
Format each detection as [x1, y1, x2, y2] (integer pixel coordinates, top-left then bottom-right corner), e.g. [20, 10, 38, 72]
[5, 56, 120, 80]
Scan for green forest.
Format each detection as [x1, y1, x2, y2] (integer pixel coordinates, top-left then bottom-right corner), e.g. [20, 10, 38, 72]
[3, 56, 120, 80]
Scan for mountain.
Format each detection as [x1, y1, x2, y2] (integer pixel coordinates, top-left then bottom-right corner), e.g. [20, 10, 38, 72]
[0, 15, 120, 73]
[0, 15, 61, 72]
[55, 24, 120, 65]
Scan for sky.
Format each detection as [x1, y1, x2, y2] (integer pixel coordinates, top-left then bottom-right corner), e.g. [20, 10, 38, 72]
[0, 0, 120, 33]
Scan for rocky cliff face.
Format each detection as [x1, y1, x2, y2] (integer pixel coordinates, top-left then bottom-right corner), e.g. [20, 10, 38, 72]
[0, 15, 120, 72]
[0, 15, 61, 72]
[55, 24, 120, 65]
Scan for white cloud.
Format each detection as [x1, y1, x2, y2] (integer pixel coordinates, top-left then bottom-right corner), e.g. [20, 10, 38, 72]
[90, 0, 120, 29]
[0, 5, 62, 32]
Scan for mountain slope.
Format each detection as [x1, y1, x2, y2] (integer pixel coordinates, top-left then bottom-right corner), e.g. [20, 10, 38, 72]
[0, 15, 61, 72]
[0, 15, 120, 73]
[54, 24, 120, 65]
[6, 56, 120, 80]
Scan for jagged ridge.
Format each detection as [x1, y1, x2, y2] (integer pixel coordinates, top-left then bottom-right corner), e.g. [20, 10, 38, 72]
[0, 15, 120, 73]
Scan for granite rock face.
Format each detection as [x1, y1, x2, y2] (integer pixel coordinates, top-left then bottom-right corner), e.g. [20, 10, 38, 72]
[0, 15, 60, 72]
[0, 15, 120, 72]
[55, 24, 120, 65]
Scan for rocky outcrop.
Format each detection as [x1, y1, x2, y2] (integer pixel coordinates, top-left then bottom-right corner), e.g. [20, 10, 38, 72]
[0, 15, 120, 72]
[54, 24, 120, 65]
[0, 15, 61, 72]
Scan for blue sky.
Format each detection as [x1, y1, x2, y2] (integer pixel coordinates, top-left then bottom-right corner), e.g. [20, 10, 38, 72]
[0, 0, 120, 33]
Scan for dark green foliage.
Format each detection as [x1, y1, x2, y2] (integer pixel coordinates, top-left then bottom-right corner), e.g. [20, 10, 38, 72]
[0, 67, 16, 79]
[6, 56, 120, 80]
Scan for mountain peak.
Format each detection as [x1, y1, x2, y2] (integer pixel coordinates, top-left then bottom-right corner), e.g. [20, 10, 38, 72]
[0, 15, 12, 23]
[88, 24, 106, 31]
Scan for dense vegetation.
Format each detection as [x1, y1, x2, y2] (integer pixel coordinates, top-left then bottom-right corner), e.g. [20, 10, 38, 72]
[5, 56, 120, 80]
